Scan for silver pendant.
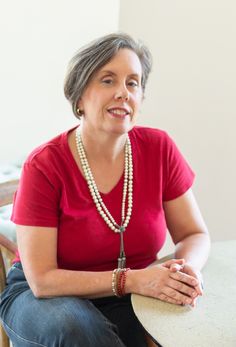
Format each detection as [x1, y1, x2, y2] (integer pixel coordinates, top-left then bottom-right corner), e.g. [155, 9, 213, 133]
[118, 229, 126, 268]
[118, 256, 126, 269]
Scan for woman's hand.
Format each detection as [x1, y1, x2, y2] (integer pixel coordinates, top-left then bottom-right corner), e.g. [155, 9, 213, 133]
[162, 260, 203, 307]
[168, 262, 203, 307]
[128, 263, 200, 306]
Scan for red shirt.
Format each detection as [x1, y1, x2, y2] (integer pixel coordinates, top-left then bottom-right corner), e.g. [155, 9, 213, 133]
[12, 126, 194, 271]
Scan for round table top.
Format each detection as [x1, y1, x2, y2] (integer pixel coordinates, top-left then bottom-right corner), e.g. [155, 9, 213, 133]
[131, 240, 236, 347]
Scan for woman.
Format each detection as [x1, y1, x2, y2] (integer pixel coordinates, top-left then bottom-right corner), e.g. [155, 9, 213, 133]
[0, 33, 210, 347]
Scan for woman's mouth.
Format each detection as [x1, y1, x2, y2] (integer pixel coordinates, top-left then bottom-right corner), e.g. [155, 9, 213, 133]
[107, 107, 130, 119]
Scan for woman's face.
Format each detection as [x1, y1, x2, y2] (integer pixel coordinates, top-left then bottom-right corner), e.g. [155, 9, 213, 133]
[78, 48, 143, 136]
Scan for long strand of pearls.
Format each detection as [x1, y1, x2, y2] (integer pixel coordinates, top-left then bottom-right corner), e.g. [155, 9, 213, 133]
[75, 127, 133, 234]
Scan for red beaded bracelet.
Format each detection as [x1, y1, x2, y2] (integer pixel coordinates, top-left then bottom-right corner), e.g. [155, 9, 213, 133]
[117, 268, 130, 297]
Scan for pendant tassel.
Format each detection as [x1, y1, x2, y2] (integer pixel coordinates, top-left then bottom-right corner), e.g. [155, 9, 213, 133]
[118, 229, 126, 269]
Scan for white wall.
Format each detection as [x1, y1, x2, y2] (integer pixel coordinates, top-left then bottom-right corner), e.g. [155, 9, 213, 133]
[119, 0, 236, 251]
[0, 0, 120, 162]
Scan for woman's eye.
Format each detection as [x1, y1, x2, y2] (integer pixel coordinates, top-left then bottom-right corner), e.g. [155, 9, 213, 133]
[102, 79, 113, 85]
[128, 81, 138, 87]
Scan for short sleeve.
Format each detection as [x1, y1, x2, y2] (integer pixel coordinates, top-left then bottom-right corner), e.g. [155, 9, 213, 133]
[162, 134, 195, 201]
[11, 162, 60, 227]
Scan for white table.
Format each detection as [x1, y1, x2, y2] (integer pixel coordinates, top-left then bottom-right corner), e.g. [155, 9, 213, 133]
[131, 240, 236, 347]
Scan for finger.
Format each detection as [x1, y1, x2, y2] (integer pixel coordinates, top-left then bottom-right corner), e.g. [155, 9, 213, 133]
[162, 287, 193, 305]
[169, 271, 199, 288]
[182, 268, 203, 296]
[169, 263, 185, 272]
[193, 282, 203, 296]
[162, 286, 194, 306]
[194, 277, 203, 296]
[158, 293, 183, 305]
[167, 278, 199, 299]
[191, 296, 199, 308]
[162, 258, 185, 268]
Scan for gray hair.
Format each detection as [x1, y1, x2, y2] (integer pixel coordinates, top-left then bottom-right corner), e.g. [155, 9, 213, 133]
[64, 32, 152, 119]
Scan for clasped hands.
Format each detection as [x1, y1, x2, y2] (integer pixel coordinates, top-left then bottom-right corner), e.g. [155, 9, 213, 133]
[139, 259, 203, 307]
[161, 258, 203, 307]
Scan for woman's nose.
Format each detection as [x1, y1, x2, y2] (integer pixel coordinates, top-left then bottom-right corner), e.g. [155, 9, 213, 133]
[114, 85, 129, 101]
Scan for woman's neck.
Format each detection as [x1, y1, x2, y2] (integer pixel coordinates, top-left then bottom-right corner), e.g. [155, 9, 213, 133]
[78, 124, 128, 163]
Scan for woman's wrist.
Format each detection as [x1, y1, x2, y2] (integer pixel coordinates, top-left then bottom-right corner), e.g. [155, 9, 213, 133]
[111, 268, 132, 296]
[125, 268, 141, 294]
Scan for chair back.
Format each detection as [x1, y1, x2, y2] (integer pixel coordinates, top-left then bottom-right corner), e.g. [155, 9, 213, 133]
[0, 179, 19, 347]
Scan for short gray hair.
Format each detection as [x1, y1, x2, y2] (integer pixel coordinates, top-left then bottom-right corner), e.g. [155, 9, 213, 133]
[64, 32, 152, 119]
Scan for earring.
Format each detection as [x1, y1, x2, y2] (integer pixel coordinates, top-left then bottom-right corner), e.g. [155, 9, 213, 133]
[77, 108, 84, 117]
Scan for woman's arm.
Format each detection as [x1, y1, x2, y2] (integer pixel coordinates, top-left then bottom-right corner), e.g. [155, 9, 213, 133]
[17, 225, 114, 299]
[163, 188, 210, 270]
[163, 188, 210, 304]
[17, 224, 201, 305]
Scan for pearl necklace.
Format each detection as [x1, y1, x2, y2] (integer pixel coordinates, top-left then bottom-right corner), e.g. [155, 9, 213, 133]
[75, 127, 133, 268]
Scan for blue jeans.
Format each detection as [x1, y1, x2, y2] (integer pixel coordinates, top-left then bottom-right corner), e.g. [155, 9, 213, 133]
[0, 262, 149, 347]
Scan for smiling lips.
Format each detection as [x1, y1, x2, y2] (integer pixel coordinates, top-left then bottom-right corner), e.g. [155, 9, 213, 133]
[107, 107, 131, 119]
